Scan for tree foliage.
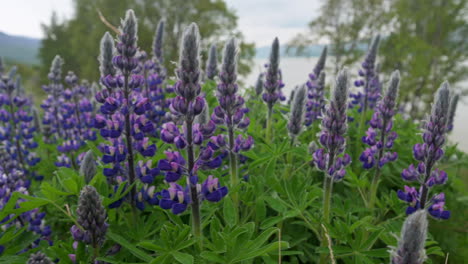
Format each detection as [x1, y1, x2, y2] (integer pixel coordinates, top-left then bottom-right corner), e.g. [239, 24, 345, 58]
[38, 0, 254, 85]
[289, 0, 468, 118]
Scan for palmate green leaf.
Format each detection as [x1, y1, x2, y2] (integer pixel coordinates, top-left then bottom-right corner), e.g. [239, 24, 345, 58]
[41, 181, 73, 200]
[200, 251, 225, 263]
[137, 241, 167, 252]
[223, 196, 236, 227]
[106, 230, 153, 262]
[361, 248, 389, 258]
[0, 192, 50, 222]
[232, 241, 290, 262]
[0, 255, 28, 264]
[171, 251, 194, 264]
[0, 226, 26, 244]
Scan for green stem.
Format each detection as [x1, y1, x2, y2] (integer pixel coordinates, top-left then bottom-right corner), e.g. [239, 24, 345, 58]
[320, 176, 334, 264]
[186, 118, 202, 239]
[368, 167, 381, 209]
[283, 138, 295, 180]
[266, 106, 273, 143]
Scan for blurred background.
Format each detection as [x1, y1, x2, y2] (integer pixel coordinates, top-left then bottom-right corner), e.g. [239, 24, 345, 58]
[1, 0, 467, 149]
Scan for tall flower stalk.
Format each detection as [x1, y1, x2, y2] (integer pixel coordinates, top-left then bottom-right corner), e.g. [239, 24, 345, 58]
[287, 85, 307, 143]
[95, 11, 157, 211]
[0, 64, 41, 177]
[305, 47, 327, 126]
[262, 38, 281, 142]
[159, 23, 226, 236]
[71, 185, 108, 262]
[206, 44, 218, 80]
[447, 93, 459, 132]
[41, 55, 64, 143]
[390, 210, 428, 264]
[360, 71, 400, 208]
[312, 68, 350, 264]
[212, 37, 252, 205]
[397, 82, 452, 220]
[352, 35, 381, 113]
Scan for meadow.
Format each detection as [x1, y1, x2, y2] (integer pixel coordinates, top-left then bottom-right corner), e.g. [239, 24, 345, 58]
[0, 9, 467, 264]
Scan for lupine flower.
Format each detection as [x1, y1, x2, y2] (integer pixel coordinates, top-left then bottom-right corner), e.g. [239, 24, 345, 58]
[58, 71, 97, 168]
[305, 47, 327, 126]
[390, 210, 428, 264]
[255, 73, 264, 96]
[447, 93, 459, 131]
[350, 35, 381, 112]
[27, 251, 53, 264]
[313, 68, 351, 182]
[398, 82, 452, 219]
[71, 186, 108, 246]
[80, 150, 96, 184]
[262, 37, 283, 110]
[287, 84, 307, 139]
[0, 65, 41, 177]
[41, 55, 64, 142]
[0, 169, 52, 249]
[99, 32, 116, 79]
[159, 24, 226, 237]
[152, 19, 165, 71]
[95, 10, 158, 209]
[212, 37, 253, 186]
[206, 44, 218, 80]
[360, 70, 400, 169]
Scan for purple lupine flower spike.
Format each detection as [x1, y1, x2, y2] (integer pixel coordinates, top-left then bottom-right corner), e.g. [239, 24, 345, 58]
[390, 210, 428, 264]
[162, 23, 205, 234]
[71, 186, 108, 246]
[0, 65, 42, 176]
[305, 71, 326, 126]
[206, 44, 218, 80]
[213, 37, 252, 187]
[447, 93, 459, 131]
[159, 24, 226, 235]
[99, 32, 116, 80]
[41, 55, 64, 142]
[287, 84, 307, 139]
[262, 37, 280, 110]
[255, 73, 264, 96]
[153, 19, 165, 64]
[27, 251, 53, 264]
[313, 68, 351, 181]
[398, 82, 452, 219]
[361, 70, 400, 169]
[304, 46, 327, 126]
[351, 35, 381, 112]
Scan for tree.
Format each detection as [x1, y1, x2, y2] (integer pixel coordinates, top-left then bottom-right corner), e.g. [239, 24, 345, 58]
[287, 0, 390, 74]
[39, 0, 254, 85]
[380, 0, 468, 116]
[289, 0, 468, 118]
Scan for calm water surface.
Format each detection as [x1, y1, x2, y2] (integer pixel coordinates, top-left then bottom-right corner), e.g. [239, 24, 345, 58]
[242, 58, 467, 152]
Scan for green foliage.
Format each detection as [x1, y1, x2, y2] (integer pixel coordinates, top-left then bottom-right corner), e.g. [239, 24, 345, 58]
[2, 67, 467, 263]
[38, 0, 255, 89]
[289, 0, 468, 118]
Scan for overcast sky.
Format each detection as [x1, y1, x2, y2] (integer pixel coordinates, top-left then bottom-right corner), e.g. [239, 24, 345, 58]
[0, 0, 320, 46]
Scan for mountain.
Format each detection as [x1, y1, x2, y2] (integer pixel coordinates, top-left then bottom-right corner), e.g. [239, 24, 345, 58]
[0, 32, 41, 65]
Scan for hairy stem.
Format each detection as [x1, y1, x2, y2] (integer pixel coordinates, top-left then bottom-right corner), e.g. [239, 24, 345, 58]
[186, 118, 201, 237]
[319, 151, 335, 264]
[228, 125, 239, 211]
[123, 73, 137, 207]
[266, 105, 273, 143]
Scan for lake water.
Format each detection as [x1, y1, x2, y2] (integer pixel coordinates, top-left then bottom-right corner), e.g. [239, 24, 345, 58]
[243, 58, 468, 152]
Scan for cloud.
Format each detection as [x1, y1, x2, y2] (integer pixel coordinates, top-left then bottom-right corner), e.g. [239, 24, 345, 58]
[226, 0, 320, 46]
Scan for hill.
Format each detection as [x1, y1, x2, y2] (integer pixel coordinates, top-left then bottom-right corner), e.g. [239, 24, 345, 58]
[0, 32, 41, 65]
